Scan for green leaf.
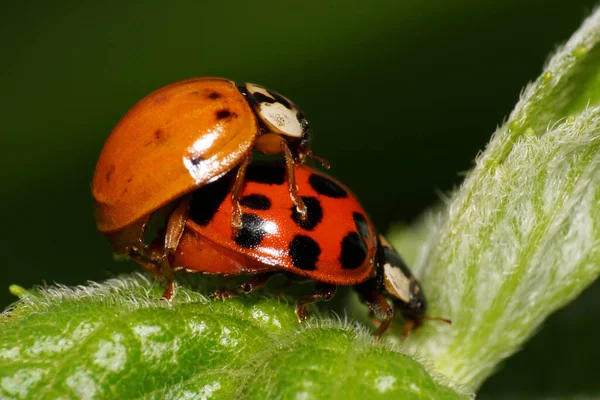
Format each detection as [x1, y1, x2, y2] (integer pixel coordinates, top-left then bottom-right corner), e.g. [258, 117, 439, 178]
[0, 274, 466, 399]
[394, 8, 600, 392]
[4, 7, 600, 399]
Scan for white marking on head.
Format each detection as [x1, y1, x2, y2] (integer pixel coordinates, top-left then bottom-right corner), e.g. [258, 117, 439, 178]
[383, 264, 412, 303]
[245, 83, 303, 138]
[245, 83, 273, 103]
[258, 102, 303, 137]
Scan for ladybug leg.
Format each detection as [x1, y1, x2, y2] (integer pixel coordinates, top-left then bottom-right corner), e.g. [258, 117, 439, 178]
[212, 272, 275, 301]
[366, 309, 385, 332]
[272, 276, 294, 296]
[128, 242, 175, 299]
[355, 286, 394, 337]
[108, 217, 168, 279]
[230, 154, 253, 230]
[401, 320, 417, 340]
[163, 197, 191, 253]
[304, 149, 331, 169]
[254, 133, 307, 219]
[105, 216, 149, 261]
[158, 196, 191, 300]
[295, 283, 336, 322]
[281, 142, 308, 220]
[130, 253, 162, 277]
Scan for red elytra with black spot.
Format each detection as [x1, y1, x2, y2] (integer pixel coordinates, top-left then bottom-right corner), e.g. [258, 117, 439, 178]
[173, 162, 377, 284]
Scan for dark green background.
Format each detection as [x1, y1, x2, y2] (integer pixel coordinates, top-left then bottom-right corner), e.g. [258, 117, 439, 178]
[1, 1, 598, 397]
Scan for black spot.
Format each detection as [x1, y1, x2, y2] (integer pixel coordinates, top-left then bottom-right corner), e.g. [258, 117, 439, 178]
[105, 164, 115, 183]
[379, 244, 414, 279]
[245, 162, 286, 185]
[308, 174, 347, 198]
[339, 232, 368, 270]
[291, 196, 323, 230]
[234, 214, 267, 248]
[251, 91, 276, 104]
[297, 111, 311, 145]
[154, 94, 168, 104]
[289, 235, 321, 270]
[190, 155, 204, 166]
[143, 129, 168, 147]
[189, 173, 233, 226]
[353, 212, 371, 239]
[267, 89, 292, 109]
[208, 91, 221, 99]
[240, 194, 271, 210]
[237, 85, 249, 97]
[216, 109, 234, 120]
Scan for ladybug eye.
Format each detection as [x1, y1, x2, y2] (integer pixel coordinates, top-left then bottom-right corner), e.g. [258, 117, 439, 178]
[244, 83, 306, 139]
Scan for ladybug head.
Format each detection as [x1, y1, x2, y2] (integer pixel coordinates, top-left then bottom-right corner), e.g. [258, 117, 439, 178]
[380, 260, 428, 328]
[376, 236, 428, 328]
[390, 281, 427, 328]
[376, 236, 451, 336]
[241, 83, 311, 161]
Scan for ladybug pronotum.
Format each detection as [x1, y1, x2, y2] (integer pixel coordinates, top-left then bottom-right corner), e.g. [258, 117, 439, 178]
[145, 161, 447, 336]
[92, 78, 319, 298]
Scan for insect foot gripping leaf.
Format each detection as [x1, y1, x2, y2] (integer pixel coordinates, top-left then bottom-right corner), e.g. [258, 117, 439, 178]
[0, 274, 468, 399]
[392, 7, 600, 393]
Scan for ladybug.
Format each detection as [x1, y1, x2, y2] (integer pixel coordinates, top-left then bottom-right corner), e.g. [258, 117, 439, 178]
[92, 78, 320, 294]
[145, 161, 447, 336]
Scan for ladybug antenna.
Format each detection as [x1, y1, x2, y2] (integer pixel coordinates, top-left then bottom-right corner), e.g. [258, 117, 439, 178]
[401, 315, 451, 340]
[305, 149, 330, 169]
[424, 315, 452, 325]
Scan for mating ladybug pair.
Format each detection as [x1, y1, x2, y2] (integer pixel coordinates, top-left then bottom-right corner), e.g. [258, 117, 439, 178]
[92, 77, 447, 336]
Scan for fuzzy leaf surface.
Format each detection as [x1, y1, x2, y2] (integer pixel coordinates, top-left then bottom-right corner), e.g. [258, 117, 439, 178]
[396, 9, 600, 391]
[0, 275, 465, 399]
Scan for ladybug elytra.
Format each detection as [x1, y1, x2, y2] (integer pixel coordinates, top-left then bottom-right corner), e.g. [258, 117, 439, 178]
[143, 161, 442, 336]
[92, 78, 320, 294]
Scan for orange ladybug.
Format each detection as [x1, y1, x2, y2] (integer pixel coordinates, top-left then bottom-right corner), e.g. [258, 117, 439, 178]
[160, 161, 448, 336]
[92, 78, 319, 296]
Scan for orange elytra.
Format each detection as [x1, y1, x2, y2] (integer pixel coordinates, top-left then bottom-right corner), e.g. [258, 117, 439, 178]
[92, 78, 317, 287]
[93, 78, 257, 233]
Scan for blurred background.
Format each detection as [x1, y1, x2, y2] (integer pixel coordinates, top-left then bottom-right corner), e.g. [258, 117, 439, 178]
[1, 0, 599, 397]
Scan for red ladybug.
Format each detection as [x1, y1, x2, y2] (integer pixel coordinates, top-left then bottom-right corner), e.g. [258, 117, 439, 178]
[144, 161, 445, 336]
[92, 78, 321, 297]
